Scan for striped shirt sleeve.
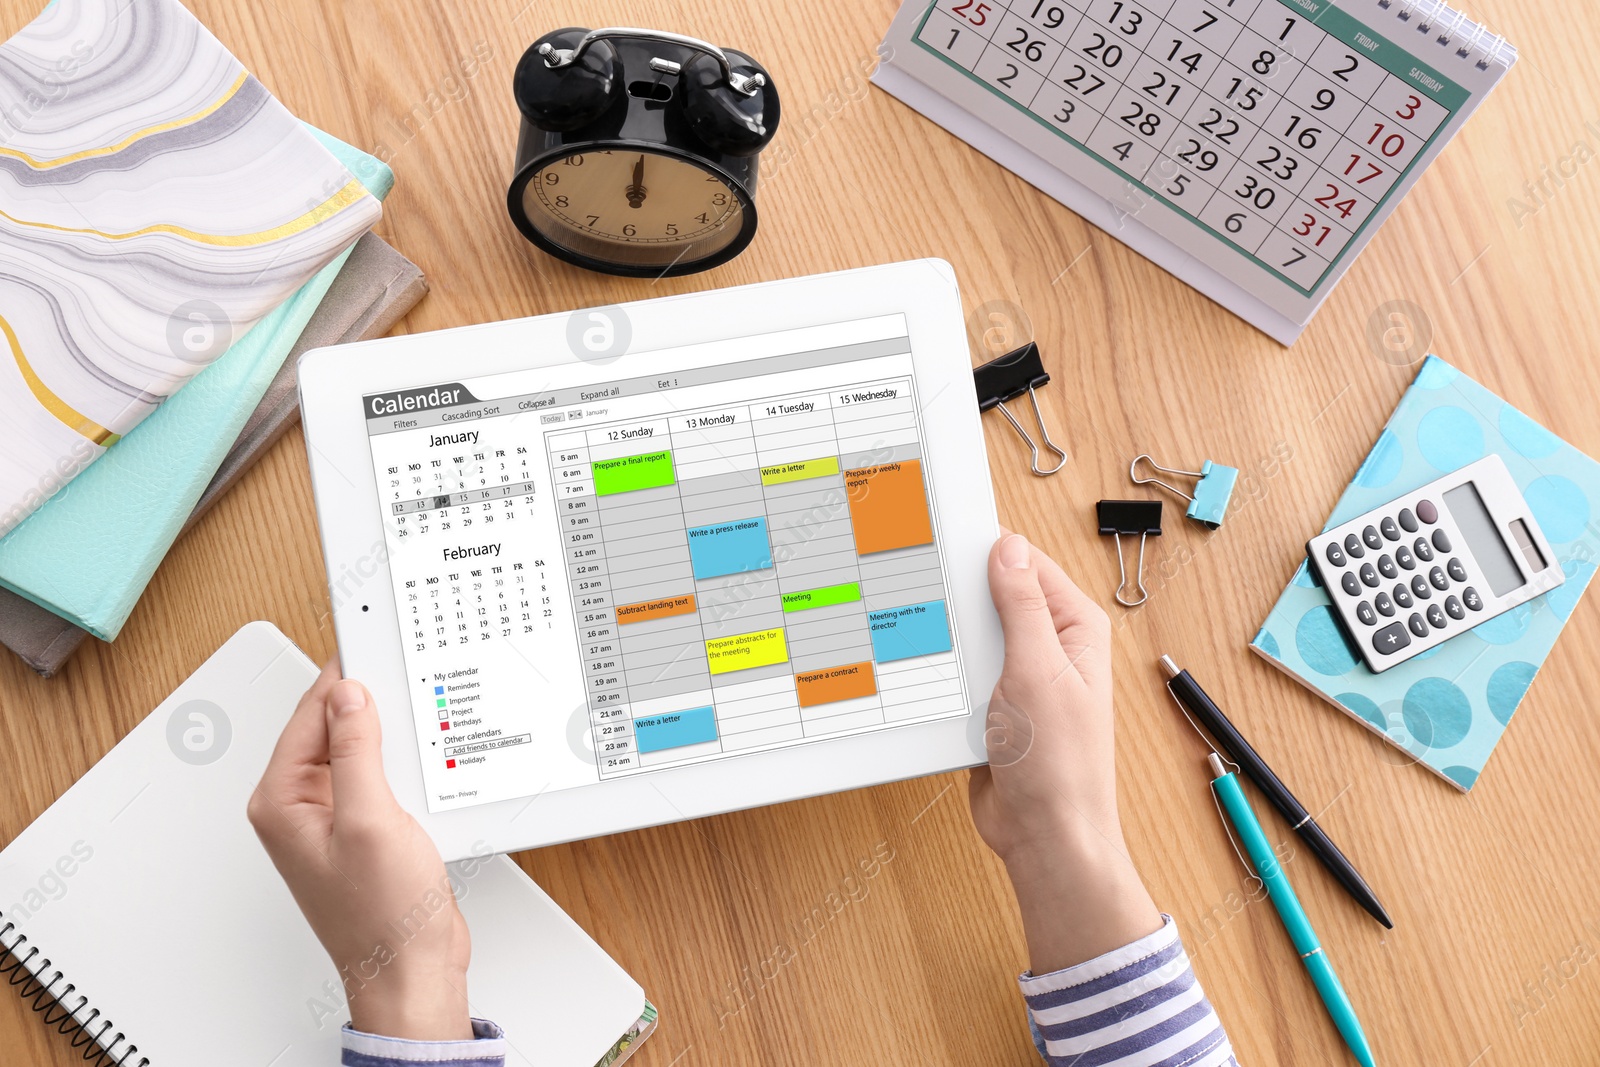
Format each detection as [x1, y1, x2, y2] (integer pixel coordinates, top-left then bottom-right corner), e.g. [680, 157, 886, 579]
[1018, 915, 1237, 1067]
[341, 1018, 506, 1066]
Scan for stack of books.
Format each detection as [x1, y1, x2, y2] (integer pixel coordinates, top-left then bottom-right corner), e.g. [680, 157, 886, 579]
[0, 0, 431, 674]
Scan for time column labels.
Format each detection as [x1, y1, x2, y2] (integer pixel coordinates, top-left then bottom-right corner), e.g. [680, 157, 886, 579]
[0, 0, 380, 533]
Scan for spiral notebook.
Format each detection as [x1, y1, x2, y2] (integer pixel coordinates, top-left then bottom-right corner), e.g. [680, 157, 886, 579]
[874, 0, 1515, 343]
[0, 623, 649, 1066]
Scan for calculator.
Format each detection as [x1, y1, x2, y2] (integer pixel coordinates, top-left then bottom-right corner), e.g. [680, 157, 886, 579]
[1306, 455, 1565, 673]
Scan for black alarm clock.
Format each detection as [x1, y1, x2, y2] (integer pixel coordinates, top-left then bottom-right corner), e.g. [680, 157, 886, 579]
[507, 27, 781, 277]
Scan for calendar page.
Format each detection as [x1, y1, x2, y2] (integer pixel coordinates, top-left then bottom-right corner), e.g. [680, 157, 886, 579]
[361, 316, 973, 813]
[875, 0, 1513, 342]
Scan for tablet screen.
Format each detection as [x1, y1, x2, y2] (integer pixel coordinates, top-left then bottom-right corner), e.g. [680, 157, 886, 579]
[358, 315, 974, 812]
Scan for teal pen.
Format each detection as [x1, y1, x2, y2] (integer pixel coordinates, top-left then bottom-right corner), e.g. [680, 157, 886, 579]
[1207, 753, 1376, 1067]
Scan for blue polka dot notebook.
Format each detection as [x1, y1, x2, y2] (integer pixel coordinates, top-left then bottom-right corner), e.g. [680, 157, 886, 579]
[1251, 356, 1597, 791]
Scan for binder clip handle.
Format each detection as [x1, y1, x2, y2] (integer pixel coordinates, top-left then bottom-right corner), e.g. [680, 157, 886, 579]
[974, 342, 1067, 476]
[1097, 500, 1162, 607]
[1130, 454, 1238, 529]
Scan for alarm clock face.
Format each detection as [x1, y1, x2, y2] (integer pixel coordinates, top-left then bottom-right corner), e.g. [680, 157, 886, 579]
[519, 146, 753, 273]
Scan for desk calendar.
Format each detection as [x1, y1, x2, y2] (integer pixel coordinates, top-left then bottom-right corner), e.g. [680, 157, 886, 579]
[302, 263, 1001, 847]
[875, 0, 1514, 342]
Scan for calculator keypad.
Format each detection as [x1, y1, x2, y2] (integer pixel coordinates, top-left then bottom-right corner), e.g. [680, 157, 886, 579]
[1304, 458, 1567, 672]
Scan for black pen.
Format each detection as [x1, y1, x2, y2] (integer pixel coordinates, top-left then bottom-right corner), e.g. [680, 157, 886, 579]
[1159, 654, 1394, 930]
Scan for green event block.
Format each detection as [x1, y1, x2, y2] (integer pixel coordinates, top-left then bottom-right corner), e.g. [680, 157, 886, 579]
[781, 581, 862, 612]
[592, 450, 675, 495]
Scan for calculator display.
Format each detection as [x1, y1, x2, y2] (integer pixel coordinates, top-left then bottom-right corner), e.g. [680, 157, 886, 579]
[1442, 483, 1523, 597]
[361, 316, 972, 813]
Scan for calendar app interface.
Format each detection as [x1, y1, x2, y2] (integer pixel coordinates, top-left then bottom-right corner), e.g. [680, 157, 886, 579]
[362, 316, 973, 812]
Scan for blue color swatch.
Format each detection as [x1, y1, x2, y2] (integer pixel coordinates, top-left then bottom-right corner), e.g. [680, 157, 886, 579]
[867, 600, 952, 663]
[687, 517, 772, 579]
[634, 706, 718, 753]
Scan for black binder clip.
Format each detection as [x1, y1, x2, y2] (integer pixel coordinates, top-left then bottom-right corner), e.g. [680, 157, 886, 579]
[973, 342, 1067, 476]
[1097, 500, 1162, 607]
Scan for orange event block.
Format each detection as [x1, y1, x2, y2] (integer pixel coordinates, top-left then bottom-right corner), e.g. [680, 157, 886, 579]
[844, 459, 933, 555]
[794, 661, 877, 707]
[616, 593, 696, 624]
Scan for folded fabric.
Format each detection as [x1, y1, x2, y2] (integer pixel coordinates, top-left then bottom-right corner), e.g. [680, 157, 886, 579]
[0, 129, 392, 642]
[0, 232, 427, 675]
[0, 0, 383, 533]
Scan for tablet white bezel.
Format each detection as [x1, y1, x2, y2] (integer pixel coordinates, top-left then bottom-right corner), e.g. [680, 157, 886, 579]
[299, 259, 1001, 861]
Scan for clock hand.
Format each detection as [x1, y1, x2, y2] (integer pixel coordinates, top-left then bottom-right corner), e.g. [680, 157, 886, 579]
[626, 155, 646, 209]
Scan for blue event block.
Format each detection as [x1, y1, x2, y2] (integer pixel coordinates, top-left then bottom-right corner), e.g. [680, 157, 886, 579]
[867, 600, 952, 663]
[634, 706, 718, 753]
[687, 516, 772, 579]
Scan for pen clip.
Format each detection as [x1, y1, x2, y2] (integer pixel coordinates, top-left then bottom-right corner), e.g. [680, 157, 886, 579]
[1165, 683, 1240, 775]
[1163, 683, 1260, 891]
[1209, 777, 1264, 896]
[1209, 790, 1260, 895]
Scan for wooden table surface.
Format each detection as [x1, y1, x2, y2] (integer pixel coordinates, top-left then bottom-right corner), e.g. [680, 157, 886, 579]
[5, 1, 1600, 1064]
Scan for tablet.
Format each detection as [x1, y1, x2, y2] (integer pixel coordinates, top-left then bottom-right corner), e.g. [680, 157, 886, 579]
[299, 259, 1002, 860]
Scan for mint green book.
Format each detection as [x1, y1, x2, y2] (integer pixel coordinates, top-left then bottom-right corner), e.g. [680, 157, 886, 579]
[0, 130, 392, 641]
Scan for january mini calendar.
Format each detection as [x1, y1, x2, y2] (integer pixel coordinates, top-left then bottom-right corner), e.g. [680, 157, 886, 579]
[875, 0, 1514, 342]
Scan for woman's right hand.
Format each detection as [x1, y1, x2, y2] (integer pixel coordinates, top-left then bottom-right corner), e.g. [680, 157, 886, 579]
[968, 531, 1163, 973]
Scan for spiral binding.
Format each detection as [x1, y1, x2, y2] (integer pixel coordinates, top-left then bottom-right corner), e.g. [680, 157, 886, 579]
[1376, 0, 1516, 72]
[1, 913, 148, 1067]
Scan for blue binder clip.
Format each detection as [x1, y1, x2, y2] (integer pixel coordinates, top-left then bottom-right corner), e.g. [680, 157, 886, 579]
[1131, 454, 1238, 529]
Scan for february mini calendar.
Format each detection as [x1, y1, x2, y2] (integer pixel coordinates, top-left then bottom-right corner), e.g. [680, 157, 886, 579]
[875, 0, 1514, 342]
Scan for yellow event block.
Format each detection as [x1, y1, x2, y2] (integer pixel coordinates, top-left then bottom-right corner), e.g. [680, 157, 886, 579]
[705, 627, 789, 674]
[760, 456, 840, 486]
